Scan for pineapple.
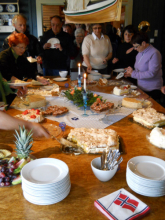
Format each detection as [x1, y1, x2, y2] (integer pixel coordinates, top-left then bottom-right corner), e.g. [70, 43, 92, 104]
[14, 126, 33, 159]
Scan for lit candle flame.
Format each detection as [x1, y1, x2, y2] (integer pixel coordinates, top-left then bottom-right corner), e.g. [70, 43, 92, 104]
[84, 73, 87, 78]
[78, 63, 81, 67]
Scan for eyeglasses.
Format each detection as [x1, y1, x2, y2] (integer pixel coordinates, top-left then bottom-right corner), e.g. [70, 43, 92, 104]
[16, 46, 28, 50]
[76, 36, 83, 38]
[93, 27, 102, 30]
[133, 44, 140, 49]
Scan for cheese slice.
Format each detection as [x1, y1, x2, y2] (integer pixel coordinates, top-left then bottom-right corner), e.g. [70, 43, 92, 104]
[122, 97, 142, 109]
[19, 95, 46, 109]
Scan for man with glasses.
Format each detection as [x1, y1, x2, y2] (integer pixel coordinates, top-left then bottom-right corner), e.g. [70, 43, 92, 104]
[40, 15, 76, 76]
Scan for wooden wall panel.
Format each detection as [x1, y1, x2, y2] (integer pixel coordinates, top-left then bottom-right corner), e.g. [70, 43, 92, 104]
[42, 5, 64, 33]
[42, 5, 60, 32]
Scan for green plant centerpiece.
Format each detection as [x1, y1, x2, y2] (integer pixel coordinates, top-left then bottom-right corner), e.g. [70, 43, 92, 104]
[63, 87, 102, 107]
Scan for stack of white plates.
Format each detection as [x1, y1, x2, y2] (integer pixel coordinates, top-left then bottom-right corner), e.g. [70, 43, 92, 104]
[126, 156, 165, 197]
[21, 158, 71, 205]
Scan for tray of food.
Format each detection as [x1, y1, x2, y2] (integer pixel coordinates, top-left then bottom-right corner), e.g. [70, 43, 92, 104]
[58, 128, 126, 155]
[131, 107, 165, 129]
[0, 126, 35, 187]
[109, 80, 132, 86]
[42, 105, 69, 117]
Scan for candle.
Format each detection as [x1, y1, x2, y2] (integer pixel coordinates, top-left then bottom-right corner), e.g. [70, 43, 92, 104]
[84, 73, 87, 92]
[78, 63, 81, 75]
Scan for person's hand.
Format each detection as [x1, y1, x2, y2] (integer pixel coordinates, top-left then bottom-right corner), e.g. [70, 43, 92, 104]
[161, 86, 165, 94]
[27, 123, 50, 138]
[87, 65, 92, 73]
[103, 58, 108, 64]
[36, 56, 42, 64]
[112, 58, 119, 64]
[124, 66, 133, 78]
[54, 43, 63, 51]
[43, 43, 51, 49]
[37, 76, 50, 85]
[16, 86, 27, 97]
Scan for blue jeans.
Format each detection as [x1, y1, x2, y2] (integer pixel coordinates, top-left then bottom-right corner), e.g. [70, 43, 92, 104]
[43, 68, 67, 76]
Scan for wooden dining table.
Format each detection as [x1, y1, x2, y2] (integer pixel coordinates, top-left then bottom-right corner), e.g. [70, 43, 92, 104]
[0, 77, 165, 220]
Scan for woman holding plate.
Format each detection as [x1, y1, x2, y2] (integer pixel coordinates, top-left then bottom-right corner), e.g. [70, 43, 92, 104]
[0, 33, 48, 85]
[82, 23, 112, 74]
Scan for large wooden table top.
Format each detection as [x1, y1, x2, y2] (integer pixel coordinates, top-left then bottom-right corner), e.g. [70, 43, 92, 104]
[0, 78, 165, 220]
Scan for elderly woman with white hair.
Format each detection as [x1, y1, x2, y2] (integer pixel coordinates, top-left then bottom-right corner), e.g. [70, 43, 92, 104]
[70, 28, 85, 69]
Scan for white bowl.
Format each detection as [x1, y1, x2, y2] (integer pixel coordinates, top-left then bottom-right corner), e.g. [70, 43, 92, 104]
[91, 157, 118, 182]
[59, 71, 68, 78]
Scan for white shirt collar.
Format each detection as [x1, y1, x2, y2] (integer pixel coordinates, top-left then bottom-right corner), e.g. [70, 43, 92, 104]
[92, 32, 104, 40]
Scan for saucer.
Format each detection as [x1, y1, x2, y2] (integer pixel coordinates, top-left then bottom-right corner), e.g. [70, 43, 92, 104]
[53, 78, 67, 82]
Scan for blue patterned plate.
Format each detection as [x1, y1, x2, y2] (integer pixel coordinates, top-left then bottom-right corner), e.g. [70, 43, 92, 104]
[6, 4, 16, 13]
[0, 5, 3, 12]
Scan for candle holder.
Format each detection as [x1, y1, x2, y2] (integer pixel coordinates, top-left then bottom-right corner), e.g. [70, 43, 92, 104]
[82, 90, 89, 117]
[77, 74, 82, 88]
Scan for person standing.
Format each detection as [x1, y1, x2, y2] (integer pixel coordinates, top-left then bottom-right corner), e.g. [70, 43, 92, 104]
[82, 23, 112, 74]
[40, 16, 76, 76]
[124, 32, 163, 103]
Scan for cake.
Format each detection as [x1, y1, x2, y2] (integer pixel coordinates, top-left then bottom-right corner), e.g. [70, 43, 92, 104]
[19, 95, 46, 109]
[19, 109, 44, 123]
[149, 127, 165, 149]
[122, 97, 143, 109]
[14, 79, 27, 84]
[98, 78, 108, 86]
[132, 108, 165, 129]
[90, 100, 114, 112]
[42, 105, 69, 116]
[113, 85, 130, 95]
[67, 128, 119, 153]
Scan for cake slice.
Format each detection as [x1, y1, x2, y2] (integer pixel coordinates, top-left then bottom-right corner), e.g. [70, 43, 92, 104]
[113, 85, 130, 95]
[98, 78, 108, 86]
[132, 108, 165, 129]
[149, 127, 165, 149]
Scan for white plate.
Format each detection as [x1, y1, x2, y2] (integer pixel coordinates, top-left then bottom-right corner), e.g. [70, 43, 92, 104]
[8, 82, 31, 87]
[6, 4, 15, 12]
[102, 74, 111, 79]
[21, 158, 69, 185]
[53, 78, 67, 82]
[113, 68, 125, 73]
[47, 38, 60, 49]
[90, 71, 101, 76]
[128, 156, 165, 181]
[0, 5, 3, 12]
[130, 85, 137, 89]
[27, 57, 37, 63]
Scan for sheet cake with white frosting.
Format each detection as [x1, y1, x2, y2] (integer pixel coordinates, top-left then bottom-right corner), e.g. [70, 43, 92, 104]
[67, 128, 119, 153]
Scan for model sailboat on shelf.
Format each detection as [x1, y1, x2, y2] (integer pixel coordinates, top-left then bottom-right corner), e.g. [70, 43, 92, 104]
[64, 0, 122, 23]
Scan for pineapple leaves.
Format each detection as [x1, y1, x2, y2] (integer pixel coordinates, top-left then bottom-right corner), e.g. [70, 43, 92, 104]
[14, 125, 34, 158]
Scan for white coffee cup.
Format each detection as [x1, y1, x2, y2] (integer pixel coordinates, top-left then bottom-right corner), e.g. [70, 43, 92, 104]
[8, 19, 12, 26]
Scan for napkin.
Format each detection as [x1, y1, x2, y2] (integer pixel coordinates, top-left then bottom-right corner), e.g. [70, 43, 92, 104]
[94, 188, 150, 220]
